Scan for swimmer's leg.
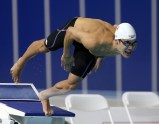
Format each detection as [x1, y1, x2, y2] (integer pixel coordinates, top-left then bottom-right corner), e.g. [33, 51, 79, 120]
[39, 73, 82, 115]
[10, 39, 49, 82]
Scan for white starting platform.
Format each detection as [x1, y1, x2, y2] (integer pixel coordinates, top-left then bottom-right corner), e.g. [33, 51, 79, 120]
[0, 83, 75, 124]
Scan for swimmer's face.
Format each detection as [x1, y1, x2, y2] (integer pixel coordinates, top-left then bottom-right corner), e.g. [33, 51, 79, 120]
[118, 39, 137, 58]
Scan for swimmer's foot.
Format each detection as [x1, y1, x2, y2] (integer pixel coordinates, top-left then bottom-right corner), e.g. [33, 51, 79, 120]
[10, 58, 25, 83]
[41, 99, 54, 116]
[39, 91, 54, 116]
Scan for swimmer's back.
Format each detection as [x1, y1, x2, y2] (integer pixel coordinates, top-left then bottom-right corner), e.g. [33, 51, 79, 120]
[74, 17, 114, 33]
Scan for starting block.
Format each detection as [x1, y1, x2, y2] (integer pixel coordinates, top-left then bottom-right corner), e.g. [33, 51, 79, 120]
[0, 83, 75, 124]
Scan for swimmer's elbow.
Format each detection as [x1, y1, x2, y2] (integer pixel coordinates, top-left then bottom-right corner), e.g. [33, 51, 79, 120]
[66, 27, 74, 36]
[66, 27, 97, 49]
[67, 26, 74, 32]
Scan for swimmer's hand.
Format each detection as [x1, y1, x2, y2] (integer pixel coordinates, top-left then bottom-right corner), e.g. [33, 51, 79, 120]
[61, 54, 74, 72]
[89, 57, 104, 74]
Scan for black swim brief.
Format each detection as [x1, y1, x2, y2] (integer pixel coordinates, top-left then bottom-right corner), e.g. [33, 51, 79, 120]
[44, 17, 97, 78]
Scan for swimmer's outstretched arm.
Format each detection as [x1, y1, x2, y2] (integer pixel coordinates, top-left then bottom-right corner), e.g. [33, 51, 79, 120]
[10, 39, 49, 82]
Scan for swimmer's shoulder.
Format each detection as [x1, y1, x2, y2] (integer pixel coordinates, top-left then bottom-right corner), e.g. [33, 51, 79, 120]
[77, 17, 113, 27]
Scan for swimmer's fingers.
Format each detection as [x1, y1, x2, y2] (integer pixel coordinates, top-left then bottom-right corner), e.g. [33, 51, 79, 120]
[61, 54, 74, 72]
[88, 63, 100, 75]
[64, 64, 71, 72]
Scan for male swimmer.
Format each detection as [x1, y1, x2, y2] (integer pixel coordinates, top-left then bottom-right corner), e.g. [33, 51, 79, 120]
[10, 17, 137, 115]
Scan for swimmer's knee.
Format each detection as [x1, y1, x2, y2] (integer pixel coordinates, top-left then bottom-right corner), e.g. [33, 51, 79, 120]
[54, 73, 82, 91]
[31, 39, 49, 53]
[55, 79, 80, 91]
[55, 81, 69, 90]
[69, 83, 78, 90]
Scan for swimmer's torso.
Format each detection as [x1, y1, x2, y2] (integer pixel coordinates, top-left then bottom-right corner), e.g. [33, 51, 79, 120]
[72, 17, 119, 57]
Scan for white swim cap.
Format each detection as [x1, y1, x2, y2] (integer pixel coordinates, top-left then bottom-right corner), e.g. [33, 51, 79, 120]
[115, 23, 136, 40]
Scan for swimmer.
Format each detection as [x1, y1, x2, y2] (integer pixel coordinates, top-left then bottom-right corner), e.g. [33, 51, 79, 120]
[10, 17, 137, 115]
